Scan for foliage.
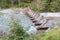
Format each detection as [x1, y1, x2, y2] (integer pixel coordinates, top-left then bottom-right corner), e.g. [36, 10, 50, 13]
[5, 19, 38, 40]
[20, 0, 33, 3]
[0, 18, 60, 40]
[49, 0, 60, 12]
[0, 0, 60, 12]
[40, 28, 60, 40]
[7, 19, 27, 40]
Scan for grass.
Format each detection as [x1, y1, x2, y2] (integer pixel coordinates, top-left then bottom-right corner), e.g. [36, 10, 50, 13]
[35, 28, 60, 40]
[0, 28, 60, 40]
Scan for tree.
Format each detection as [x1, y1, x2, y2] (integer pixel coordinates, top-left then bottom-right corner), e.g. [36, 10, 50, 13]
[49, 0, 60, 12]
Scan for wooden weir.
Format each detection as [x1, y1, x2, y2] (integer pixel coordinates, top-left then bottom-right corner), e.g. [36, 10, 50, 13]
[25, 10, 49, 30]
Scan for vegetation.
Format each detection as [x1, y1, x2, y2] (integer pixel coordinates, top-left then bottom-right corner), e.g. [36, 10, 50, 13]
[0, 18, 59, 40]
[0, 19, 38, 40]
[0, 0, 60, 40]
[41, 28, 60, 40]
[36, 28, 60, 40]
[0, 0, 60, 12]
[8, 19, 27, 40]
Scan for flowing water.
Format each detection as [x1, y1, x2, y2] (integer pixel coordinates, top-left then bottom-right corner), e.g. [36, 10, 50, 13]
[0, 9, 37, 36]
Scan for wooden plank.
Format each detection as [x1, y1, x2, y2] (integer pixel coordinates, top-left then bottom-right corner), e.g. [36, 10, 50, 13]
[37, 27, 49, 30]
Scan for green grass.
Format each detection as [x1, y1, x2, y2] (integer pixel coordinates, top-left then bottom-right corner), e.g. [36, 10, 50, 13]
[36, 28, 60, 40]
[0, 28, 60, 40]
